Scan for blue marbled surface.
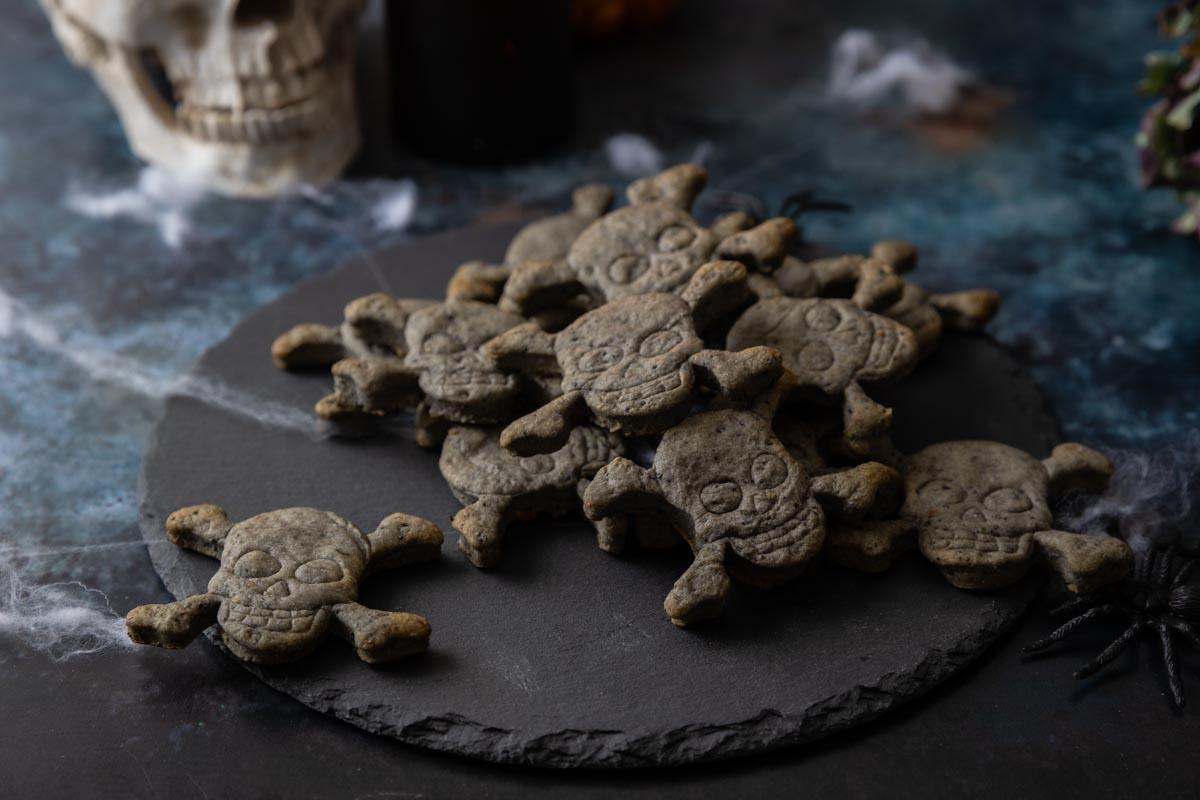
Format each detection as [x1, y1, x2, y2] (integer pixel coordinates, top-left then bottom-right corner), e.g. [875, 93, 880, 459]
[0, 0, 1198, 793]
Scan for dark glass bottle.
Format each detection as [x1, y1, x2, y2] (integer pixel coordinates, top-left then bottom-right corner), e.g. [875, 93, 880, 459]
[385, 0, 574, 164]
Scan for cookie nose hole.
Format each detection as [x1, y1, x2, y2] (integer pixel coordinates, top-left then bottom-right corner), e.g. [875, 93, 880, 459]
[265, 581, 291, 598]
[961, 507, 986, 525]
[235, 0, 293, 27]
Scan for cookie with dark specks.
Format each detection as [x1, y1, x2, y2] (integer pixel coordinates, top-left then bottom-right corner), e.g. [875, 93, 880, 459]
[727, 297, 919, 454]
[126, 505, 442, 664]
[440, 424, 629, 568]
[271, 293, 436, 370]
[487, 261, 782, 455]
[825, 441, 1133, 593]
[582, 378, 899, 627]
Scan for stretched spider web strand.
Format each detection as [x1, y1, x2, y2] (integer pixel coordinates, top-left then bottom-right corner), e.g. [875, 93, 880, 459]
[1023, 604, 1125, 653]
[1075, 618, 1145, 679]
[1156, 620, 1185, 706]
[1167, 618, 1200, 650]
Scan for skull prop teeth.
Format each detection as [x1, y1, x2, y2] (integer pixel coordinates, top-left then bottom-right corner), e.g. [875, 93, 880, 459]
[486, 261, 783, 456]
[498, 164, 804, 318]
[439, 424, 629, 568]
[39, 0, 366, 197]
[726, 297, 920, 455]
[582, 378, 901, 627]
[824, 441, 1134, 593]
[126, 504, 443, 664]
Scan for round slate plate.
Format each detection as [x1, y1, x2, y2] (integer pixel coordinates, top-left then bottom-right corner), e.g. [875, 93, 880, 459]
[139, 223, 1054, 769]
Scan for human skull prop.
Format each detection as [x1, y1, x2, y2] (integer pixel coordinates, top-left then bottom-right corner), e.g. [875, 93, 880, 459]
[824, 441, 1134, 594]
[486, 261, 783, 455]
[40, 0, 365, 197]
[126, 504, 443, 664]
[583, 382, 900, 627]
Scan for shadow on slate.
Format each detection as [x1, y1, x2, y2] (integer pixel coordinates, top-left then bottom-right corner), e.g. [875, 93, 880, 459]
[138, 223, 1055, 768]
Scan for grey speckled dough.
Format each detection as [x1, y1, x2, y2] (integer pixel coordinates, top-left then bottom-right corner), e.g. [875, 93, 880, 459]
[139, 222, 1054, 768]
[126, 506, 441, 664]
[440, 424, 628, 567]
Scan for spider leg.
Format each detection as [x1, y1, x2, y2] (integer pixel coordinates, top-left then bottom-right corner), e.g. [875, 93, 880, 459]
[1166, 618, 1200, 650]
[1023, 604, 1126, 653]
[1136, 548, 1156, 584]
[1172, 557, 1198, 588]
[1155, 619, 1185, 706]
[1049, 595, 1101, 617]
[1075, 619, 1145, 679]
[1156, 547, 1174, 586]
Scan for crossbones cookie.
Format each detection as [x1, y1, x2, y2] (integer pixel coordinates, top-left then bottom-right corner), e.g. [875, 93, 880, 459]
[126, 505, 443, 664]
[440, 424, 629, 567]
[499, 164, 801, 317]
[271, 294, 436, 370]
[825, 441, 1133, 593]
[446, 183, 614, 306]
[487, 261, 782, 455]
[316, 300, 538, 433]
[726, 297, 919, 454]
[583, 379, 900, 626]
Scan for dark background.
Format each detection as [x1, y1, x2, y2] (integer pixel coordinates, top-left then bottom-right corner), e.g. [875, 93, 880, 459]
[1, 0, 1198, 797]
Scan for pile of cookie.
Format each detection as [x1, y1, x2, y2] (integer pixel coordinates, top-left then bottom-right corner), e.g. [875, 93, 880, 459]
[127, 164, 1133, 665]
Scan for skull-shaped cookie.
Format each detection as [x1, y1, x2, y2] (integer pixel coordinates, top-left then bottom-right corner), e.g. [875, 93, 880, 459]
[499, 164, 801, 317]
[317, 300, 537, 431]
[726, 297, 919, 454]
[126, 505, 443, 664]
[446, 183, 615, 306]
[868, 241, 1001, 356]
[440, 424, 630, 567]
[487, 261, 782, 455]
[583, 378, 901, 627]
[271, 293, 436, 370]
[825, 441, 1134, 593]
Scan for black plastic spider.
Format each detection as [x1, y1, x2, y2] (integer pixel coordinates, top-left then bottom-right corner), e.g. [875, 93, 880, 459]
[777, 190, 854, 222]
[1024, 544, 1200, 706]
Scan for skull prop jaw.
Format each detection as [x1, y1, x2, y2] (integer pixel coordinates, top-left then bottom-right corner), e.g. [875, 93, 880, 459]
[40, 0, 365, 197]
[207, 508, 367, 663]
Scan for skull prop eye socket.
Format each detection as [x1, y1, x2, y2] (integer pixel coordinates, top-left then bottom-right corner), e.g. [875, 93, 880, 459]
[657, 224, 696, 253]
[294, 558, 345, 584]
[916, 479, 966, 505]
[983, 487, 1033, 513]
[234, 550, 282, 579]
[796, 341, 834, 372]
[608, 254, 648, 285]
[751, 453, 789, 489]
[578, 345, 625, 372]
[422, 332, 463, 354]
[700, 481, 743, 514]
[639, 329, 683, 357]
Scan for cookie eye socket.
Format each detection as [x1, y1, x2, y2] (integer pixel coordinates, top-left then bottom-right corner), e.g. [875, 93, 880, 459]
[607, 254, 647, 284]
[796, 341, 834, 372]
[751, 453, 789, 489]
[983, 487, 1033, 513]
[657, 224, 696, 253]
[804, 303, 842, 332]
[294, 559, 344, 584]
[915, 479, 966, 505]
[233, 550, 281, 579]
[700, 480, 743, 514]
[422, 332, 463, 354]
[518, 454, 556, 474]
[638, 329, 683, 357]
[577, 345, 624, 372]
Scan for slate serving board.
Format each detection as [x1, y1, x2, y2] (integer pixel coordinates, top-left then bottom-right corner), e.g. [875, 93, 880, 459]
[139, 223, 1053, 768]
